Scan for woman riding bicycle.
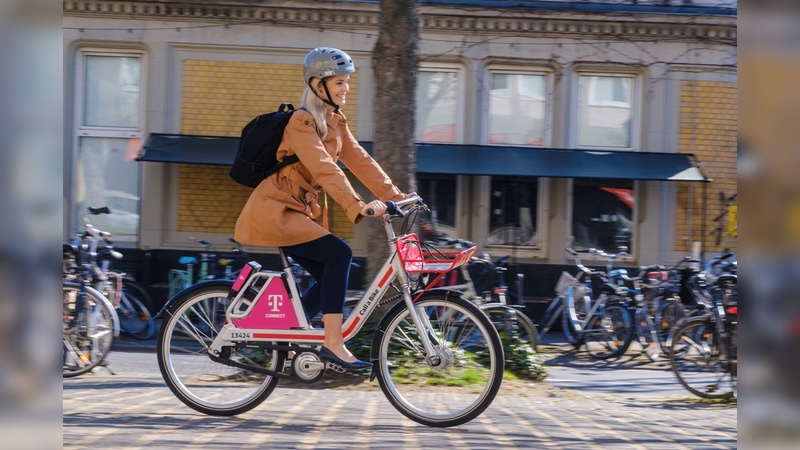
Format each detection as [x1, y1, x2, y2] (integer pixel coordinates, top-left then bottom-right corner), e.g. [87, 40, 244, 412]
[235, 47, 409, 371]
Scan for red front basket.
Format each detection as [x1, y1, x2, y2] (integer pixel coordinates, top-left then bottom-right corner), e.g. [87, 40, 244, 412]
[396, 234, 476, 274]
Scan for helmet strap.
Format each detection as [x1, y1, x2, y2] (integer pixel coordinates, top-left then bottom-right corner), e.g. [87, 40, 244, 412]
[308, 80, 340, 114]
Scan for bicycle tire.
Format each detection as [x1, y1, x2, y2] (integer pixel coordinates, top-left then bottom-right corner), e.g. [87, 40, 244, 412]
[63, 282, 116, 377]
[563, 286, 591, 347]
[654, 298, 687, 356]
[371, 292, 504, 427]
[122, 279, 155, 315]
[634, 307, 660, 361]
[117, 291, 155, 340]
[583, 303, 634, 359]
[538, 296, 563, 335]
[669, 316, 736, 399]
[483, 304, 539, 352]
[157, 282, 284, 416]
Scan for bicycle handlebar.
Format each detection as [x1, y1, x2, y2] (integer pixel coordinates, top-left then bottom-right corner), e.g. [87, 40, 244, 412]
[365, 195, 427, 218]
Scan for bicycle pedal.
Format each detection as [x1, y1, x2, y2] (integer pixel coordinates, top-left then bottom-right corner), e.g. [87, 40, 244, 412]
[326, 362, 348, 374]
[325, 362, 370, 374]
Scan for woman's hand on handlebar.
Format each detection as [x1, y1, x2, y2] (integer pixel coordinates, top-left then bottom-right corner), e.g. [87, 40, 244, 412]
[361, 199, 387, 217]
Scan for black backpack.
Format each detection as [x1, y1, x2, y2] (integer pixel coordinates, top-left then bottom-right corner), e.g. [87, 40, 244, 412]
[229, 102, 301, 188]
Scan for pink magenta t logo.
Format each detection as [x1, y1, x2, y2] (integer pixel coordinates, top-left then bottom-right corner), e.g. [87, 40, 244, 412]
[267, 294, 283, 312]
[230, 277, 300, 330]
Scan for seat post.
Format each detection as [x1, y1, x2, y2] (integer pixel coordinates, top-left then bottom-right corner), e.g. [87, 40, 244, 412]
[278, 248, 291, 269]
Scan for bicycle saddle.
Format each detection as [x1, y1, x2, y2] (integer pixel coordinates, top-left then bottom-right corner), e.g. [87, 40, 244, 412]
[179, 256, 198, 265]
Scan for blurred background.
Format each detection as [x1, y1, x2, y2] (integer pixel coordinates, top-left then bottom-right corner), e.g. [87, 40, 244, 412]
[0, 0, 62, 448]
[1, 0, 799, 447]
[739, 0, 800, 448]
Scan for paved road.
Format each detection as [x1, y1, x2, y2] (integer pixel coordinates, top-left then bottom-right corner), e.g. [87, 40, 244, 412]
[63, 337, 737, 449]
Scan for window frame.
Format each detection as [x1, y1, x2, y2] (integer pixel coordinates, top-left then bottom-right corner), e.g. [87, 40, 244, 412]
[484, 67, 552, 148]
[415, 64, 465, 144]
[71, 48, 146, 244]
[572, 71, 641, 151]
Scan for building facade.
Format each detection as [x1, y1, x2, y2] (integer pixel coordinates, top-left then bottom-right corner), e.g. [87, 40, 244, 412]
[63, 0, 737, 309]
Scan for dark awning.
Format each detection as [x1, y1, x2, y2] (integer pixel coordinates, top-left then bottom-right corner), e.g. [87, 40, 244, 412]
[138, 133, 238, 166]
[138, 134, 710, 182]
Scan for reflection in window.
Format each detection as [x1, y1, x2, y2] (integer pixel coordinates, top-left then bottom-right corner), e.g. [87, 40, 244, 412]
[488, 177, 538, 247]
[416, 71, 458, 143]
[84, 55, 141, 128]
[489, 73, 546, 146]
[571, 179, 634, 254]
[75, 137, 141, 236]
[416, 175, 457, 242]
[577, 75, 633, 148]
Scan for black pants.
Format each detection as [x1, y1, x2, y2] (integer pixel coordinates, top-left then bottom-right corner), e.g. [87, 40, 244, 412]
[281, 234, 353, 318]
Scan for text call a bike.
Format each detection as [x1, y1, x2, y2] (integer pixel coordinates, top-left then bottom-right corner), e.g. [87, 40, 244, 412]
[156, 195, 504, 427]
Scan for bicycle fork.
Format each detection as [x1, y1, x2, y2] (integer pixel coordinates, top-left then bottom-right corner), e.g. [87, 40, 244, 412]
[396, 265, 443, 366]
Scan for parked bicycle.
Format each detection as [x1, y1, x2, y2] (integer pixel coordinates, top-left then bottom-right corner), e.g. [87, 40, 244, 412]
[426, 238, 538, 351]
[63, 207, 121, 377]
[539, 248, 603, 344]
[168, 238, 251, 299]
[669, 253, 737, 399]
[155, 195, 504, 427]
[65, 208, 155, 341]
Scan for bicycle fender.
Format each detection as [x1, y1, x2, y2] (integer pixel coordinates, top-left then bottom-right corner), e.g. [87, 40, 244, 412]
[154, 280, 234, 319]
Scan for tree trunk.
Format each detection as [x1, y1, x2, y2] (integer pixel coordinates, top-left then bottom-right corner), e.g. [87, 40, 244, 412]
[367, 0, 420, 280]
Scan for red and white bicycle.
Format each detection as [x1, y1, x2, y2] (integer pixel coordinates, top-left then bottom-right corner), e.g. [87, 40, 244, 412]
[156, 195, 504, 427]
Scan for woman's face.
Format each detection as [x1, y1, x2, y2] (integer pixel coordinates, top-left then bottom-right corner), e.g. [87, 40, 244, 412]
[320, 74, 350, 106]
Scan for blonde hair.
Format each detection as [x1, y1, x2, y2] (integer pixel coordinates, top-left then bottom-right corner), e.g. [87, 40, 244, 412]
[301, 78, 329, 140]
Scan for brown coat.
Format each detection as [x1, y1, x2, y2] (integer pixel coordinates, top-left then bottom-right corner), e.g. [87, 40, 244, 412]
[234, 108, 404, 247]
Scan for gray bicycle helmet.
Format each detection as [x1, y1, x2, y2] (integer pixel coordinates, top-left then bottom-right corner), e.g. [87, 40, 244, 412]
[303, 47, 355, 84]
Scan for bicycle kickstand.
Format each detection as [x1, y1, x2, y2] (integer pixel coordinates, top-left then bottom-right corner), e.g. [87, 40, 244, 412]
[98, 360, 117, 375]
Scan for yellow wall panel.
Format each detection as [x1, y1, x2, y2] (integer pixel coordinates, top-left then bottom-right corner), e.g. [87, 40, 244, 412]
[674, 80, 737, 253]
[177, 60, 360, 237]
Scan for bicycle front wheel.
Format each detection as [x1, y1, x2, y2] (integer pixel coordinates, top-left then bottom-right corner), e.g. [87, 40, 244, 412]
[654, 298, 687, 356]
[63, 282, 115, 377]
[157, 283, 284, 416]
[583, 304, 634, 359]
[669, 317, 736, 399]
[372, 293, 504, 427]
[117, 292, 155, 340]
[635, 307, 660, 361]
[484, 305, 539, 352]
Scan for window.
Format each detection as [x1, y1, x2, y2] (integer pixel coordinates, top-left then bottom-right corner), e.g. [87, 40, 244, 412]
[488, 72, 546, 146]
[577, 74, 635, 148]
[570, 179, 635, 254]
[416, 175, 458, 241]
[487, 176, 539, 247]
[416, 70, 459, 143]
[73, 52, 143, 241]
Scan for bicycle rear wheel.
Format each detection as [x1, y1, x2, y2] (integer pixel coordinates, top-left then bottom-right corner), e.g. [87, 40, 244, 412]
[117, 292, 155, 340]
[583, 304, 633, 359]
[669, 317, 736, 399]
[63, 282, 115, 377]
[122, 279, 155, 315]
[484, 305, 539, 352]
[157, 283, 284, 416]
[372, 293, 504, 427]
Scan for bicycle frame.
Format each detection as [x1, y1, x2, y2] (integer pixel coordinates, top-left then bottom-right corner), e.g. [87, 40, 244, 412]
[206, 197, 476, 361]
